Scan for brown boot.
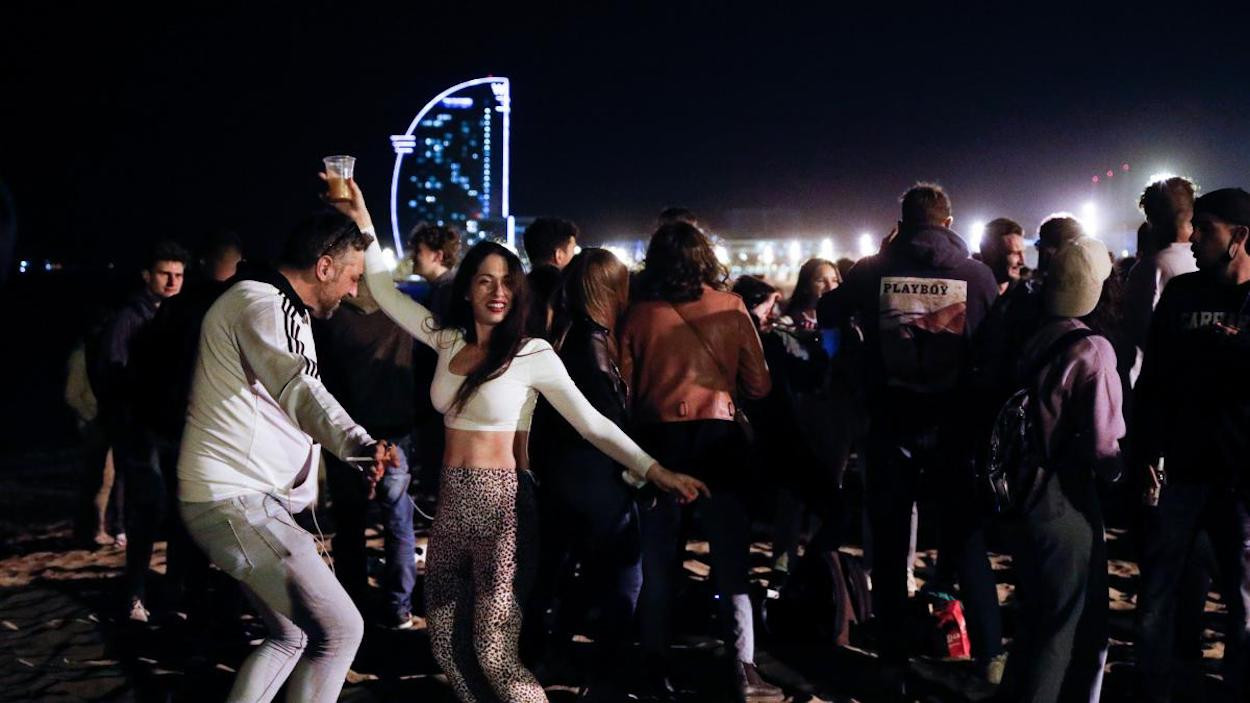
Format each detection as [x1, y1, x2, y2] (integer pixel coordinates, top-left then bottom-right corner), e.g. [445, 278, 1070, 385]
[734, 661, 784, 703]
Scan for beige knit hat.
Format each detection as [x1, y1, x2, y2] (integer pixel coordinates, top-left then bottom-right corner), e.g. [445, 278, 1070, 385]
[1044, 236, 1112, 318]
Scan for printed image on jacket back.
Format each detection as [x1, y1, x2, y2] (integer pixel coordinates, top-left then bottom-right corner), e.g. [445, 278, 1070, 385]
[878, 276, 968, 392]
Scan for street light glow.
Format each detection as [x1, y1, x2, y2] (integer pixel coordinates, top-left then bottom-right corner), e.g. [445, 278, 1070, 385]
[968, 220, 986, 252]
[1080, 201, 1101, 238]
[858, 233, 875, 258]
[819, 237, 835, 261]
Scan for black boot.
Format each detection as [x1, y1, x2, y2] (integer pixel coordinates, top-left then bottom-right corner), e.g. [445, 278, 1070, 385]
[734, 661, 784, 703]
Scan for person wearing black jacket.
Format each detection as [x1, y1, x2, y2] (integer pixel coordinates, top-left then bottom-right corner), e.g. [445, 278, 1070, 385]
[526, 248, 641, 701]
[818, 183, 1005, 690]
[88, 240, 188, 622]
[1134, 188, 1250, 703]
[733, 275, 844, 581]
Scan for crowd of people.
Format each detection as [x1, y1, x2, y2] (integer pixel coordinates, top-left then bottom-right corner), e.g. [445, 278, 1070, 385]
[63, 172, 1250, 703]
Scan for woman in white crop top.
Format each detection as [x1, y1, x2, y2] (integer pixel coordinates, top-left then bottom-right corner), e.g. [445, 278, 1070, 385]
[327, 177, 707, 703]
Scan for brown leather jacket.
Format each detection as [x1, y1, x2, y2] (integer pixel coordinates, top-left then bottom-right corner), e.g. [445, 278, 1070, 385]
[620, 286, 771, 424]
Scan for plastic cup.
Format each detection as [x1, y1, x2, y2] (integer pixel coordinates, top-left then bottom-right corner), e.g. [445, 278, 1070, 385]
[323, 155, 356, 202]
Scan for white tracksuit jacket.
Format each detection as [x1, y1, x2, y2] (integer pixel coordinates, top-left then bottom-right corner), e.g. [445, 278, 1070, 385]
[177, 276, 373, 511]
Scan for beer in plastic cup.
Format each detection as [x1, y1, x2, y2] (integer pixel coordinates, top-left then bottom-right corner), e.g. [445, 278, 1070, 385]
[323, 155, 356, 202]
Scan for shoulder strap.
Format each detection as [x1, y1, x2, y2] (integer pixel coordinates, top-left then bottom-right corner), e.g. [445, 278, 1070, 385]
[1025, 328, 1098, 383]
[669, 300, 736, 389]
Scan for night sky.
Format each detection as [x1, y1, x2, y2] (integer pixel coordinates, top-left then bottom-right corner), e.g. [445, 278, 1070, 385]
[5, 3, 1250, 268]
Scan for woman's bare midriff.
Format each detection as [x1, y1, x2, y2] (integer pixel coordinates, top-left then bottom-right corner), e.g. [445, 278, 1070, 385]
[443, 427, 530, 471]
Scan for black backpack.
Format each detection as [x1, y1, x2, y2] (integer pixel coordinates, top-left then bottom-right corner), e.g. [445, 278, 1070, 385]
[981, 328, 1096, 516]
[764, 549, 872, 646]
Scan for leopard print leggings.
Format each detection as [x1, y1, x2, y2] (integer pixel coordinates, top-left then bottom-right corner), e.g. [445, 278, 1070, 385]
[426, 466, 546, 703]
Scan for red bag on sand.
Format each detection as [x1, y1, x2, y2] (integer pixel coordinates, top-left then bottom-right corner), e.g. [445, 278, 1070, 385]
[931, 597, 971, 659]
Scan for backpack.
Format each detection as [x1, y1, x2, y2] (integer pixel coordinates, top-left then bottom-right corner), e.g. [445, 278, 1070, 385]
[981, 328, 1096, 516]
[763, 549, 872, 646]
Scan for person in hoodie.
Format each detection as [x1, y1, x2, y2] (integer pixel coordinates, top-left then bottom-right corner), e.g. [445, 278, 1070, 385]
[1134, 187, 1250, 703]
[818, 183, 1005, 690]
[997, 236, 1124, 703]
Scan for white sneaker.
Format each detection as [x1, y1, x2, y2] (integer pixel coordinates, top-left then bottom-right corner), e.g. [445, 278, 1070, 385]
[127, 598, 150, 623]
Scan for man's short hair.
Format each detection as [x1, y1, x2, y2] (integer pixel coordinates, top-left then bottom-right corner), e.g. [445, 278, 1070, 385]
[899, 182, 952, 226]
[980, 217, 1023, 254]
[1038, 214, 1084, 246]
[522, 217, 579, 266]
[407, 223, 461, 265]
[278, 211, 372, 269]
[147, 240, 190, 270]
[1139, 177, 1196, 224]
[200, 229, 242, 265]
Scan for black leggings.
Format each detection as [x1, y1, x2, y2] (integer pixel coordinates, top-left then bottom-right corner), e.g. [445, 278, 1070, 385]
[426, 466, 546, 703]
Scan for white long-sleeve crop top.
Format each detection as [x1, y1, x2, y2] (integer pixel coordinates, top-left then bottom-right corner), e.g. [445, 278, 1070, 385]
[362, 231, 655, 483]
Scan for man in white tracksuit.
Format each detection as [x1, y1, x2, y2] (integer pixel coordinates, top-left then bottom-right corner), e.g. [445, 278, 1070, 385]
[177, 210, 395, 703]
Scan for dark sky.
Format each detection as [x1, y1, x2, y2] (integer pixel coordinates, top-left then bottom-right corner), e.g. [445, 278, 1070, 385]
[4, 3, 1250, 266]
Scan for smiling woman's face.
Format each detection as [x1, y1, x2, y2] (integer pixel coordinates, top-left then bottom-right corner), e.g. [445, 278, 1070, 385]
[469, 253, 514, 327]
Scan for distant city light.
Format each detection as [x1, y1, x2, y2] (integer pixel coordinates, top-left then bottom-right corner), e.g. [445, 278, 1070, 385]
[788, 239, 802, 265]
[968, 220, 986, 252]
[760, 243, 776, 266]
[714, 244, 730, 265]
[858, 233, 875, 258]
[605, 245, 634, 267]
[819, 237, 835, 261]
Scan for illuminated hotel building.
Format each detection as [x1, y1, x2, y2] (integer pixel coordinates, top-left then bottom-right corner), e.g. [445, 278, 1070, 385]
[389, 77, 512, 256]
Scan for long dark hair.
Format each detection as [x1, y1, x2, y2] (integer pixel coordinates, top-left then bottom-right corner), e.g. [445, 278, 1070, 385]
[635, 221, 728, 303]
[785, 257, 839, 318]
[438, 241, 532, 413]
[553, 248, 630, 355]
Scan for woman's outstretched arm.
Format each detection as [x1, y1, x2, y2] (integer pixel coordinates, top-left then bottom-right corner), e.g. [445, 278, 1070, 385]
[325, 175, 448, 350]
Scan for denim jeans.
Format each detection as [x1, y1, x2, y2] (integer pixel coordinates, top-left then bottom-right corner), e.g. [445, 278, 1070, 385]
[325, 437, 417, 619]
[181, 494, 363, 703]
[636, 420, 757, 665]
[118, 432, 181, 601]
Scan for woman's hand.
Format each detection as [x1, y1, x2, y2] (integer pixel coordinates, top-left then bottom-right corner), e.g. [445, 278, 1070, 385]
[645, 463, 711, 504]
[320, 172, 374, 232]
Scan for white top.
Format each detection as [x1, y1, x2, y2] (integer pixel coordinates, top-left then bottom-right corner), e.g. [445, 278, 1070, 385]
[178, 279, 374, 509]
[362, 232, 655, 482]
[1124, 242, 1198, 386]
